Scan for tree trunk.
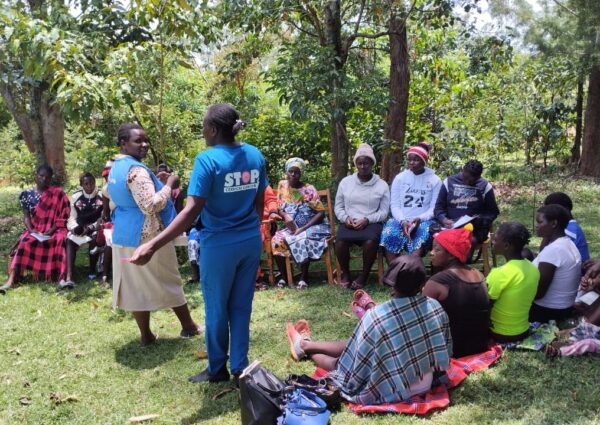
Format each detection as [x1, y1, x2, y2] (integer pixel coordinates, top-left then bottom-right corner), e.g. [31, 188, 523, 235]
[381, 14, 410, 183]
[325, 0, 349, 183]
[0, 82, 66, 183]
[580, 65, 600, 177]
[570, 77, 584, 164]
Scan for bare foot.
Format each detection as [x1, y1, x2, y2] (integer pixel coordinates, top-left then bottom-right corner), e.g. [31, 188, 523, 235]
[140, 333, 158, 347]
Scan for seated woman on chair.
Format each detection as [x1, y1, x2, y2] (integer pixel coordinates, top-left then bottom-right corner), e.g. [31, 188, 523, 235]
[271, 158, 330, 289]
[422, 227, 491, 357]
[285, 255, 451, 405]
[380, 142, 441, 262]
[1, 165, 70, 294]
[334, 143, 389, 290]
[63, 172, 104, 288]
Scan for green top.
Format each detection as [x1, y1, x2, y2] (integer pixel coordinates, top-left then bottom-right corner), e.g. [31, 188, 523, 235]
[487, 259, 540, 336]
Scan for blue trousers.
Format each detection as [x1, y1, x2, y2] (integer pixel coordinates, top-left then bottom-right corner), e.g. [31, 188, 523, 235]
[200, 235, 262, 375]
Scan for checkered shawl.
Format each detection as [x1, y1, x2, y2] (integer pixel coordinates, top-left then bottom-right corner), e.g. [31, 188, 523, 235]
[329, 295, 452, 405]
[10, 186, 70, 281]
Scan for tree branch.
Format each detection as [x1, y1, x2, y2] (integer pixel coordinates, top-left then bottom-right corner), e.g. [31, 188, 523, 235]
[550, 0, 579, 17]
[354, 0, 366, 36]
[287, 19, 319, 39]
[300, 0, 326, 44]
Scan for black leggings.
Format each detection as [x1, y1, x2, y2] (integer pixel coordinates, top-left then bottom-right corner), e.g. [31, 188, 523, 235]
[529, 303, 573, 323]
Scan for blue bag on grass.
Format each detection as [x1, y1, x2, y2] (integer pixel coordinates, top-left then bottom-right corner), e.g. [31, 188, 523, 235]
[277, 388, 331, 425]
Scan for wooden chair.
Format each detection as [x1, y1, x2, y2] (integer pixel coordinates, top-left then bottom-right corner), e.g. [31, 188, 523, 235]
[263, 189, 336, 286]
[334, 245, 386, 286]
[472, 225, 497, 276]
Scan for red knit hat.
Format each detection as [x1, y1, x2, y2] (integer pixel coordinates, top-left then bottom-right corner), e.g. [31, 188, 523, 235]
[433, 228, 472, 263]
[406, 142, 432, 164]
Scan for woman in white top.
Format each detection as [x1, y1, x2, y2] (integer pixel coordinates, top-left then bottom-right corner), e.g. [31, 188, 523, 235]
[530, 204, 582, 323]
[334, 143, 390, 289]
[380, 142, 441, 262]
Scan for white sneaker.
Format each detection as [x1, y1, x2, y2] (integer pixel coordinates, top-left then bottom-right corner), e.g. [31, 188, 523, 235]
[296, 280, 308, 290]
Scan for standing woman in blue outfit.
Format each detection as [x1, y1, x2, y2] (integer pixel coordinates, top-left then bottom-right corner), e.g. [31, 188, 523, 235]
[130, 104, 268, 384]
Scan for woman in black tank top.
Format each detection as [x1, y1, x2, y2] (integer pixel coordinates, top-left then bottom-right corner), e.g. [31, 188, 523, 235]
[422, 228, 490, 357]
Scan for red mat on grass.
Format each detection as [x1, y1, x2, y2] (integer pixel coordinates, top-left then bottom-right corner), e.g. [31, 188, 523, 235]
[313, 344, 503, 415]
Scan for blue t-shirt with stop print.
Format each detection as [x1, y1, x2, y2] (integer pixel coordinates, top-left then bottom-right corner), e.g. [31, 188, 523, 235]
[187, 143, 268, 247]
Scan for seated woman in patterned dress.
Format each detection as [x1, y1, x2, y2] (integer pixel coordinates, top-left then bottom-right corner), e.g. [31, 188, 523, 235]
[271, 158, 331, 289]
[285, 255, 451, 405]
[1, 165, 70, 294]
[380, 142, 441, 262]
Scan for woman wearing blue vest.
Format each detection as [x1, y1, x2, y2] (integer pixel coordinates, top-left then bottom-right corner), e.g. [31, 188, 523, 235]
[108, 123, 200, 347]
[130, 104, 268, 384]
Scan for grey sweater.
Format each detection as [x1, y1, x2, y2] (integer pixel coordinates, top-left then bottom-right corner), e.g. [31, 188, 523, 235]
[334, 173, 390, 224]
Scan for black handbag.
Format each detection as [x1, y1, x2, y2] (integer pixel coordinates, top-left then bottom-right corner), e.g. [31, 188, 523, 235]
[239, 361, 286, 425]
[284, 374, 342, 411]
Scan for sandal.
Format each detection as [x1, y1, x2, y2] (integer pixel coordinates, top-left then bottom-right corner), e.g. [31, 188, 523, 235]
[351, 301, 366, 320]
[180, 327, 202, 338]
[296, 280, 308, 290]
[286, 323, 307, 361]
[338, 280, 351, 289]
[353, 289, 375, 310]
[349, 280, 364, 290]
[0, 284, 11, 295]
[294, 319, 311, 340]
[255, 281, 269, 291]
[543, 343, 561, 359]
[58, 280, 75, 290]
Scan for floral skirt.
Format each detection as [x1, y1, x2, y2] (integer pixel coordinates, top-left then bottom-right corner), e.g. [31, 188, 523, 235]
[379, 219, 435, 254]
[271, 223, 330, 264]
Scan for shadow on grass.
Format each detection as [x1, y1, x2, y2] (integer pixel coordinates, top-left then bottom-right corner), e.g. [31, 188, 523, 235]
[180, 384, 240, 424]
[115, 337, 189, 370]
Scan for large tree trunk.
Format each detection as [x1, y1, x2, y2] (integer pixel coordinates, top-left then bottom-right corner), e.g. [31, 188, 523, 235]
[570, 77, 584, 164]
[325, 0, 349, 183]
[581, 65, 600, 177]
[381, 14, 410, 183]
[0, 82, 66, 183]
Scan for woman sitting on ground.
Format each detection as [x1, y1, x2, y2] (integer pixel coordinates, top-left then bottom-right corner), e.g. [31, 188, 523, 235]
[1, 165, 70, 294]
[529, 204, 581, 323]
[285, 255, 451, 405]
[422, 227, 491, 357]
[487, 223, 540, 343]
[271, 158, 331, 289]
[380, 142, 441, 261]
[63, 172, 104, 288]
[334, 143, 389, 290]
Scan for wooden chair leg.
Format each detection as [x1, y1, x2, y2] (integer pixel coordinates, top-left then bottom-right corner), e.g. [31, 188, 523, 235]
[482, 242, 490, 276]
[266, 250, 274, 286]
[325, 244, 334, 285]
[377, 250, 384, 285]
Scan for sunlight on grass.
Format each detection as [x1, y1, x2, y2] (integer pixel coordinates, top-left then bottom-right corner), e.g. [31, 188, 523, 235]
[1, 173, 599, 424]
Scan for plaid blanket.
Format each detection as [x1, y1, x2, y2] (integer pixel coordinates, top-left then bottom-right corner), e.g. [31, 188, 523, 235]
[313, 344, 503, 415]
[10, 186, 70, 281]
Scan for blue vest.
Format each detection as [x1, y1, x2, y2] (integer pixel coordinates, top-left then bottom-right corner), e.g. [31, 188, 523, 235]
[107, 155, 176, 248]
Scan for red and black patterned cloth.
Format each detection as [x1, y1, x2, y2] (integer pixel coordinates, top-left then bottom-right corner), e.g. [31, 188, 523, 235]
[10, 186, 70, 281]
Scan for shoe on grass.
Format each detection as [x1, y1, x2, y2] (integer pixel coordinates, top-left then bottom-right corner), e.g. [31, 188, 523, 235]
[58, 280, 75, 290]
[188, 366, 230, 383]
[296, 280, 308, 290]
[276, 279, 287, 288]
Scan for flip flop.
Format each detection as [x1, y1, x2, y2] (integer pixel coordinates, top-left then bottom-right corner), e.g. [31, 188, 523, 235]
[349, 280, 364, 290]
[338, 280, 351, 289]
[0, 284, 11, 295]
[353, 289, 375, 310]
[285, 323, 307, 361]
[294, 319, 311, 340]
[57, 280, 75, 290]
[351, 301, 366, 320]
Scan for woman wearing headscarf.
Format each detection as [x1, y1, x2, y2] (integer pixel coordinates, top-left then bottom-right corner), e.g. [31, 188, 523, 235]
[271, 158, 331, 289]
[380, 142, 441, 262]
[334, 143, 389, 290]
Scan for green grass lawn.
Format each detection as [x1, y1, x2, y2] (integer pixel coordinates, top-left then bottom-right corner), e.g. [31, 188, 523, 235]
[1, 175, 599, 425]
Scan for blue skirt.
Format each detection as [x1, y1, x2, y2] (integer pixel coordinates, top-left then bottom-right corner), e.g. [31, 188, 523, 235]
[379, 218, 435, 254]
